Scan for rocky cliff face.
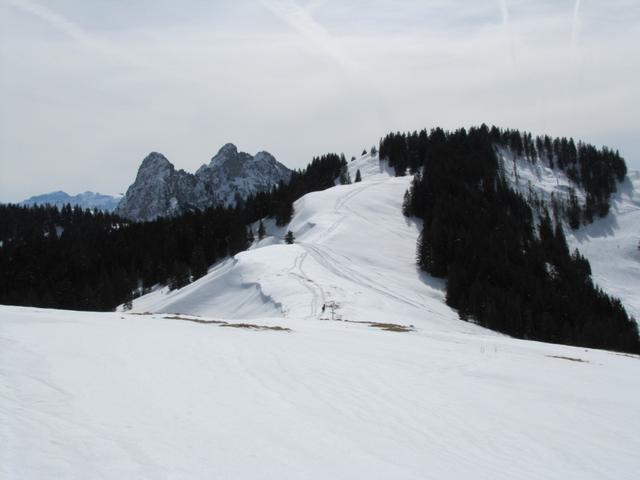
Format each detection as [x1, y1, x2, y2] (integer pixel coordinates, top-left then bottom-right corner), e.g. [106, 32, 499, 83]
[196, 143, 292, 207]
[116, 145, 291, 221]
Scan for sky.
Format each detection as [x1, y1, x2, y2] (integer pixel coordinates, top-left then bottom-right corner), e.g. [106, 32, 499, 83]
[1, 0, 639, 201]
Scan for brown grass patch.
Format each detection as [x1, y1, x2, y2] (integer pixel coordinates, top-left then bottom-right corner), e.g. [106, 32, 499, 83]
[547, 355, 588, 363]
[338, 319, 414, 332]
[221, 323, 291, 332]
[164, 315, 290, 332]
[164, 315, 226, 324]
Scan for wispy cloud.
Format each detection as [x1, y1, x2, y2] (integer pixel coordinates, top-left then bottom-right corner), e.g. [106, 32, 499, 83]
[571, 0, 582, 48]
[259, 0, 357, 72]
[499, 0, 516, 66]
[4, 0, 145, 68]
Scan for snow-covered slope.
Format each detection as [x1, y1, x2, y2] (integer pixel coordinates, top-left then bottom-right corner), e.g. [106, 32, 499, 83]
[568, 170, 640, 320]
[20, 191, 122, 212]
[3, 153, 640, 479]
[131, 153, 469, 333]
[3, 304, 640, 479]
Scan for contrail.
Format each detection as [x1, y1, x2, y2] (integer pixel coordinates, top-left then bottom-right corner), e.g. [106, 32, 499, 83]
[571, 0, 582, 48]
[260, 0, 358, 73]
[499, 0, 516, 66]
[4, 0, 146, 68]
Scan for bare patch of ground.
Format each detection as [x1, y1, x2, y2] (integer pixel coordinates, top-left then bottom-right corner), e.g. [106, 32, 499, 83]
[220, 323, 291, 332]
[322, 318, 414, 333]
[163, 315, 290, 332]
[547, 355, 588, 363]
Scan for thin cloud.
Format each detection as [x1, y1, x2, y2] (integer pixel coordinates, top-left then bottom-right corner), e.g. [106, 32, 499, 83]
[499, 0, 516, 66]
[4, 0, 145, 68]
[259, 0, 358, 73]
[571, 0, 582, 48]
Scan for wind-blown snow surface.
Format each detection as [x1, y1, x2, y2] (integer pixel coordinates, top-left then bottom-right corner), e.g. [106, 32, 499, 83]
[3, 154, 640, 478]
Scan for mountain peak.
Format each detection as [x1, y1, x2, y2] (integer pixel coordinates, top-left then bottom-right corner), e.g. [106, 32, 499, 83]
[140, 152, 172, 170]
[117, 146, 292, 221]
[217, 143, 238, 156]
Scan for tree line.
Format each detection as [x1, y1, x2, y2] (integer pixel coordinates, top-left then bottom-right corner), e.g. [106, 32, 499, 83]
[383, 125, 626, 229]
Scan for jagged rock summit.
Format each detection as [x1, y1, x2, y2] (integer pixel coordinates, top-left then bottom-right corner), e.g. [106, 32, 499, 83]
[197, 143, 292, 207]
[116, 145, 291, 222]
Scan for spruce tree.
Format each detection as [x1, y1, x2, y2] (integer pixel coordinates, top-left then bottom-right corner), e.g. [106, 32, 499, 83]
[169, 261, 190, 290]
[355, 170, 362, 183]
[190, 245, 208, 280]
[285, 230, 295, 244]
[258, 220, 266, 240]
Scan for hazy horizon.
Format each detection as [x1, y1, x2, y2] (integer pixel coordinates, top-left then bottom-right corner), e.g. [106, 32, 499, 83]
[2, 0, 639, 202]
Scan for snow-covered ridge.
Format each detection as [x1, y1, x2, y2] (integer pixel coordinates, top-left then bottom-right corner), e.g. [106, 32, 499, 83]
[130, 152, 466, 331]
[116, 144, 291, 221]
[20, 191, 122, 212]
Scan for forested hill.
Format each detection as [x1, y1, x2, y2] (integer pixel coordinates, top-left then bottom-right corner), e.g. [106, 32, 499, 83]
[385, 125, 638, 353]
[0, 153, 350, 312]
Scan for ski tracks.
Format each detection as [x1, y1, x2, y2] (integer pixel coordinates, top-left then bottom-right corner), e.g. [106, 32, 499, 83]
[287, 252, 326, 320]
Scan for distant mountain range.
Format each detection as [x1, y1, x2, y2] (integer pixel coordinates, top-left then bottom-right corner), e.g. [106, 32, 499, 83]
[18, 143, 292, 221]
[20, 191, 122, 212]
[115, 143, 291, 222]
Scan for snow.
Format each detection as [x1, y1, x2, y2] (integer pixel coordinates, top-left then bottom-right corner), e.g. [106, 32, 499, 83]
[130, 153, 466, 333]
[3, 153, 640, 478]
[567, 170, 640, 320]
[2, 306, 639, 479]
[497, 147, 640, 321]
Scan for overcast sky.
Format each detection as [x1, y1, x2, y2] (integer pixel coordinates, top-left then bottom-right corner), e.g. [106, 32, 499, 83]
[1, 0, 639, 201]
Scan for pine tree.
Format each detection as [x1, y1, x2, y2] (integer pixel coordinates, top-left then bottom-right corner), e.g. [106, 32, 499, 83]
[247, 227, 255, 244]
[402, 190, 413, 216]
[339, 165, 351, 185]
[169, 261, 190, 290]
[285, 230, 295, 244]
[258, 220, 266, 240]
[190, 245, 208, 280]
[228, 220, 249, 254]
[355, 170, 362, 183]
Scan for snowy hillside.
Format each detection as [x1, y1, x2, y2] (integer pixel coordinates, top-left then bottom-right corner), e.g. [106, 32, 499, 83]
[567, 170, 640, 320]
[3, 302, 640, 478]
[497, 148, 640, 321]
[130, 154, 468, 332]
[3, 153, 640, 479]
[133, 152, 640, 326]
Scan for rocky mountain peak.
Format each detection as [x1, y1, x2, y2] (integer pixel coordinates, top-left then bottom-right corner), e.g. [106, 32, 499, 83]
[116, 145, 292, 221]
[216, 143, 238, 156]
[138, 152, 173, 173]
